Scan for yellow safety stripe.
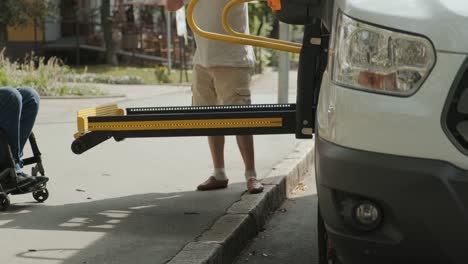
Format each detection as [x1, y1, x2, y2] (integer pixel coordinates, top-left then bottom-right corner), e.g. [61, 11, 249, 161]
[222, 0, 301, 49]
[87, 117, 283, 131]
[187, 0, 301, 53]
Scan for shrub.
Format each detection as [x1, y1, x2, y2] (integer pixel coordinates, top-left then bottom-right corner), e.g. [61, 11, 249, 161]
[0, 50, 105, 96]
[154, 65, 170, 84]
[0, 68, 8, 86]
[63, 73, 144, 85]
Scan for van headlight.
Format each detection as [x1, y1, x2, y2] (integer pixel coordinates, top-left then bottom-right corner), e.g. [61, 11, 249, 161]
[331, 13, 436, 96]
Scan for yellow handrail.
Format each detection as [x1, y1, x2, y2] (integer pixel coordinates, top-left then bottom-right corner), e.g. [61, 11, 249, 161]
[186, 0, 301, 53]
[222, 0, 302, 49]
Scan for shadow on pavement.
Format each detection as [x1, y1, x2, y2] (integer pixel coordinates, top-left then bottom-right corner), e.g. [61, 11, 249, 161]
[0, 183, 246, 264]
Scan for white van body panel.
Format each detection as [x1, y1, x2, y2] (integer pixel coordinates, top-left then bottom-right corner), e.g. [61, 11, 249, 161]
[318, 52, 468, 170]
[318, 0, 468, 170]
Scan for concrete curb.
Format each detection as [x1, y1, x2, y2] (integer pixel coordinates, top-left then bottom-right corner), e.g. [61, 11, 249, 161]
[167, 140, 315, 264]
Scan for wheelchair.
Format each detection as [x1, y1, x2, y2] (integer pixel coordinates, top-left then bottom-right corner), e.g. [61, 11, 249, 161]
[0, 130, 49, 211]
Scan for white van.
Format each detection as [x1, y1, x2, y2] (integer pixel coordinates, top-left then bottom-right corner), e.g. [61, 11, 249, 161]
[185, 0, 468, 262]
[300, 0, 468, 263]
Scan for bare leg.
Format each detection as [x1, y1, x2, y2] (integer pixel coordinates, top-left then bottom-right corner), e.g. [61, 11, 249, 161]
[193, 65, 230, 191]
[197, 136, 229, 191]
[236, 135, 255, 171]
[208, 136, 225, 169]
[237, 135, 263, 194]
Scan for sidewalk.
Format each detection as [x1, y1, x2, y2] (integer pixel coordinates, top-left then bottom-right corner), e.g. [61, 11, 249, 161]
[235, 172, 318, 264]
[0, 70, 313, 264]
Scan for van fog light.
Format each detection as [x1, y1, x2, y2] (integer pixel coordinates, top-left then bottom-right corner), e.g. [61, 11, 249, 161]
[341, 197, 383, 232]
[350, 201, 382, 231]
[355, 202, 380, 225]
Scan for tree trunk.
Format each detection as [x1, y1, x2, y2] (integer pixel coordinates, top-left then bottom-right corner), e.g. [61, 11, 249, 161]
[101, 0, 118, 65]
[268, 19, 279, 40]
[0, 23, 8, 53]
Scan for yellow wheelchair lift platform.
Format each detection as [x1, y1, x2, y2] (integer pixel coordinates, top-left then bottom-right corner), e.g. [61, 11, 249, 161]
[71, 104, 299, 154]
[72, 0, 328, 155]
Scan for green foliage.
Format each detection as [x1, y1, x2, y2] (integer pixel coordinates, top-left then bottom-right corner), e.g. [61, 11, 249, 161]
[64, 73, 144, 85]
[0, 50, 105, 96]
[54, 85, 106, 96]
[0, 0, 58, 49]
[252, 48, 268, 73]
[71, 65, 191, 85]
[154, 65, 171, 84]
[248, 3, 277, 73]
[0, 68, 8, 86]
[0, 0, 57, 27]
[0, 0, 28, 27]
[248, 3, 275, 36]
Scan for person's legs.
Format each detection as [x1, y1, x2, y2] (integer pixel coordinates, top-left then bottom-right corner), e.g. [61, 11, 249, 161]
[208, 135, 226, 170]
[212, 67, 263, 193]
[0, 87, 47, 191]
[192, 65, 229, 190]
[0, 88, 40, 189]
[0, 88, 22, 165]
[17, 87, 40, 164]
[191, 65, 217, 106]
[199, 135, 229, 189]
[236, 135, 254, 171]
[14, 87, 47, 187]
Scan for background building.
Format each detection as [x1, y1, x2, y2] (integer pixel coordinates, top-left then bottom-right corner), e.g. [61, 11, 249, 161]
[6, 0, 192, 67]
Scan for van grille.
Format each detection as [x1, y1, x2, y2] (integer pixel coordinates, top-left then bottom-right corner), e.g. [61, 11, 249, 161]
[444, 62, 468, 155]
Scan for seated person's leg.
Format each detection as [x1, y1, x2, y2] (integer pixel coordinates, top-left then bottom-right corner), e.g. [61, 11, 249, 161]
[0, 87, 48, 190]
[0, 88, 23, 167]
[15, 87, 47, 185]
[17, 87, 40, 166]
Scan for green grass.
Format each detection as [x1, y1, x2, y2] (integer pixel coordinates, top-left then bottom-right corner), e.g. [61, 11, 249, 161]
[72, 65, 192, 85]
[0, 51, 106, 97]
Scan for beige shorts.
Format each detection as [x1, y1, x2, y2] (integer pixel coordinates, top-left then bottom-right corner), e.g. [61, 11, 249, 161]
[192, 65, 253, 106]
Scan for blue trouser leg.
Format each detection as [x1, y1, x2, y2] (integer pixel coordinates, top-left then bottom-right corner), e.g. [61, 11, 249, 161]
[0, 87, 40, 169]
[17, 87, 40, 159]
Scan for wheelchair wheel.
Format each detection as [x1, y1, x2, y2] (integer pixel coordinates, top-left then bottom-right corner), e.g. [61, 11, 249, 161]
[0, 193, 10, 211]
[33, 189, 49, 203]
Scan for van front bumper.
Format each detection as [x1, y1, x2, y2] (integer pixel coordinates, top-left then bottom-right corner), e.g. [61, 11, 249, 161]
[316, 136, 468, 264]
